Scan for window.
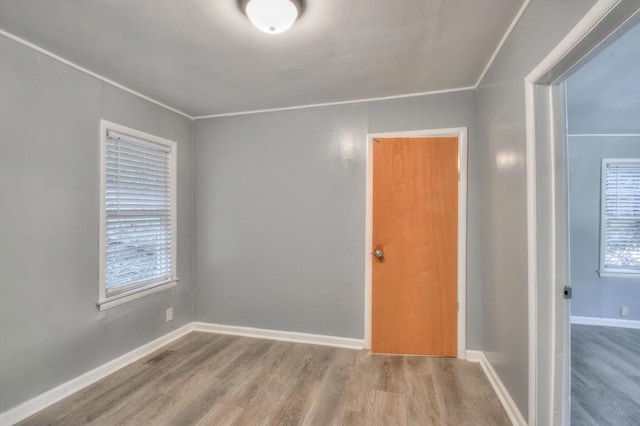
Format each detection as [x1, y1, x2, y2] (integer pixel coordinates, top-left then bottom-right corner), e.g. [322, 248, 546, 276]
[600, 158, 640, 278]
[98, 120, 177, 310]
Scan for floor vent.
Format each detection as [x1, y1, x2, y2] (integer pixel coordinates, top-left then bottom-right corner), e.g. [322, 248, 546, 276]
[143, 350, 175, 365]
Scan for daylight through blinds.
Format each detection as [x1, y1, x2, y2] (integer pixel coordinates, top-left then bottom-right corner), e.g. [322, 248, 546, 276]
[603, 161, 640, 272]
[105, 132, 173, 293]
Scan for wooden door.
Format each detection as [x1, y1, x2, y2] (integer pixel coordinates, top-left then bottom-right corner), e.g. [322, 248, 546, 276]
[372, 137, 458, 356]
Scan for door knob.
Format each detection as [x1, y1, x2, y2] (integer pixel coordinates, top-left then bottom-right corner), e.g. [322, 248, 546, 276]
[374, 249, 384, 258]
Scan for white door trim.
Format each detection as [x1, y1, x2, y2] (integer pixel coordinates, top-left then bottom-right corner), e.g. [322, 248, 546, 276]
[524, 1, 640, 424]
[364, 127, 468, 359]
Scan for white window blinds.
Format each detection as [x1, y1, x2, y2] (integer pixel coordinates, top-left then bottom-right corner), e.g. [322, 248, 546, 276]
[600, 159, 640, 276]
[99, 121, 177, 309]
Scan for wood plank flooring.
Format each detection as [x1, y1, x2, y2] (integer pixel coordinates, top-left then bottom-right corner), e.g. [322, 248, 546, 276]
[572, 324, 640, 426]
[19, 332, 510, 425]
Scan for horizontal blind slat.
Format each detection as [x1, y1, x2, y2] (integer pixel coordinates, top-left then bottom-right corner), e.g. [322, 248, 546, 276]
[603, 160, 640, 272]
[107, 132, 171, 153]
[106, 145, 170, 163]
[104, 129, 174, 292]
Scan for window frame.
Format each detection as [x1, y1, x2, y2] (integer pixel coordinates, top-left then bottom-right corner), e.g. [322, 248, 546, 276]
[599, 158, 640, 278]
[97, 120, 178, 310]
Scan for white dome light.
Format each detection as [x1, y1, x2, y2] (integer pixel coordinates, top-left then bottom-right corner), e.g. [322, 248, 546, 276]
[243, 0, 302, 34]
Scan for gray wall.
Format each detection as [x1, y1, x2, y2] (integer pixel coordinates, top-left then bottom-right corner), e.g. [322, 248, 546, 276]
[0, 35, 194, 412]
[567, 21, 640, 135]
[475, 0, 599, 419]
[193, 91, 484, 346]
[568, 136, 640, 320]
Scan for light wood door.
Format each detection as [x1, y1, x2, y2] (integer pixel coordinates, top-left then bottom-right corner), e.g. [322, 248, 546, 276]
[372, 137, 458, 356]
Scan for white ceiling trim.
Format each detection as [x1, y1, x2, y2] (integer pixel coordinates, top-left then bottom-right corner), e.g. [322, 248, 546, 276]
[192, 86, 476, 120]
[0, 28, 194, 120]
[474, 0, 533, 88]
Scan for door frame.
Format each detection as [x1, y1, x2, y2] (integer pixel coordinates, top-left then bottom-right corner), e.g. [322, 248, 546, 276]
[364, 127, 468, 359]
[524, 0, 640, 424]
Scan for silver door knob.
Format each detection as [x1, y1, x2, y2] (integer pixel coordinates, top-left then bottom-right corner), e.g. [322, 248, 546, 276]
[374, 249, 383, 258]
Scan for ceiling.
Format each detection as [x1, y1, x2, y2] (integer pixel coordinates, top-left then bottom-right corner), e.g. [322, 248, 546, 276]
[0, 0, 526, 118]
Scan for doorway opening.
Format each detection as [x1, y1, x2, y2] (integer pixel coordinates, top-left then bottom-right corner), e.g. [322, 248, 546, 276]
[525, 0, 640, 424]
[565, 18, 640, 425]
[364, 128, 468, 359]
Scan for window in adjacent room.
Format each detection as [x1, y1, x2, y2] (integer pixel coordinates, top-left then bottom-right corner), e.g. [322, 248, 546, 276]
[599, 158, 640, 278]
[98, 120, 178, 310]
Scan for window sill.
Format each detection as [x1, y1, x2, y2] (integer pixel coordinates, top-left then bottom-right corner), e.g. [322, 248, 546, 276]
[598, 270, 640, 279]
[97, 279, 178, 311]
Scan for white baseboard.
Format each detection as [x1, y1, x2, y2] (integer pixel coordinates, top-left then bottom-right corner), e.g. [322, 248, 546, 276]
[191, 322, 365, 350]
[0, 322, 364, 425]
[466, 350, 527, 426]
[571, 315, 640, 329]
[0, 324, 192, 426]
[465, 349, 483, 363]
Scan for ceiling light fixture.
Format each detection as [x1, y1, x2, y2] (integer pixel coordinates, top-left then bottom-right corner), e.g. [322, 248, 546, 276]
[240, 0, 303, 34]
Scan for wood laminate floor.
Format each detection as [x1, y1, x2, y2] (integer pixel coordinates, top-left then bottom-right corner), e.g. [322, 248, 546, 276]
[572, 324, 640, 425]
[19, 332, 510, 426]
